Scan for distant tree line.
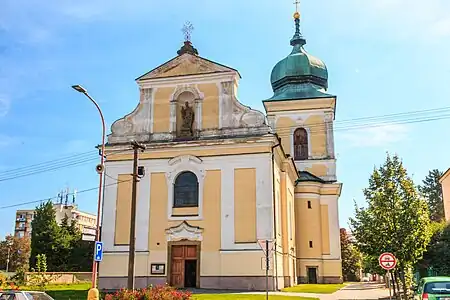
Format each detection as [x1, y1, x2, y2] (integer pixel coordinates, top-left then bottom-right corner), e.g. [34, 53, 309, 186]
[0, 200, 93, 274]
[0, 235, 31, 272]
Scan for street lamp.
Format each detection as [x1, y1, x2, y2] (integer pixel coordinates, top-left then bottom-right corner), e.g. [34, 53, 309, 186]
[71, 85, 105, 292]
[6, 238, 13, 273]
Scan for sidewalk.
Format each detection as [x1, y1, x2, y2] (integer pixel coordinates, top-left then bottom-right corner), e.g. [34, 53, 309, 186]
[191, 283, 391, 299]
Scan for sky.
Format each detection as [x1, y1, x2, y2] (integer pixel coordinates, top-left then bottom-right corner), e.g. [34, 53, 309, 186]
[0, 0, 450, 238]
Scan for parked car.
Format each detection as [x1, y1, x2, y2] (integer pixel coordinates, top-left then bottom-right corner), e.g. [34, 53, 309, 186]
[0, 291, 54, 300]
[412, 276, 450, 300]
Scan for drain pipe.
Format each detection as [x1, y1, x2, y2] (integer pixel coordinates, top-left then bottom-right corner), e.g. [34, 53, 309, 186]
[271, 139, 281, 291]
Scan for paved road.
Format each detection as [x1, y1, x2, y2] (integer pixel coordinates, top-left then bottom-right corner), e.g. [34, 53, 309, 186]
[233, 283, 390, 299]
[324, 283, 390, 300]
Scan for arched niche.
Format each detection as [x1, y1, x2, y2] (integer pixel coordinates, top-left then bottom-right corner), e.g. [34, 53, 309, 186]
[176, 91, 196, 138]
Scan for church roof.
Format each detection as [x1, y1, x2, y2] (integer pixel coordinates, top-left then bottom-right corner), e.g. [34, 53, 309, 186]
[136, 41, 241, 81]
[296, 171, 326, 184]
[266, 12, 333, 102]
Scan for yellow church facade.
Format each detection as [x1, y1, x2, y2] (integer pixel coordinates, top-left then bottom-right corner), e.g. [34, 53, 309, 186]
[98, 13, 342, 291]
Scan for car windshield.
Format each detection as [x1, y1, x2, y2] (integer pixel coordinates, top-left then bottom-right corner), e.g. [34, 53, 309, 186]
[424, 282, 450, 294]
[24, 293, 53, 300]
[0, 294, 17, 300]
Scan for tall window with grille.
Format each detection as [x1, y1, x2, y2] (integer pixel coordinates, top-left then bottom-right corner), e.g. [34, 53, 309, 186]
[294, 128, 308, 160]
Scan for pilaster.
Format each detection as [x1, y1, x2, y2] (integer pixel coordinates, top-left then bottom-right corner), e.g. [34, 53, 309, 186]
[195, 98, 202, 131]
[169, 100, 177, 135]
[325, 113, 335, 159]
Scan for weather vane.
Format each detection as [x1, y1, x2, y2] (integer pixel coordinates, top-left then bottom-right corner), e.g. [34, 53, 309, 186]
[293, 0, 300, 12]
[182, 21, 194, 42]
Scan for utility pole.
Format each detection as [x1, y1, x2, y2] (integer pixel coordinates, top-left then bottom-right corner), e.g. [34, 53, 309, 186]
[127, 140, 146, 290]
[265, 240, 269, 300]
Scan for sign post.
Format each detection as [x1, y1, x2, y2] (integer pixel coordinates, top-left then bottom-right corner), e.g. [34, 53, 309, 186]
[258, 240, 273, 300]
[379, 252, 397, 300]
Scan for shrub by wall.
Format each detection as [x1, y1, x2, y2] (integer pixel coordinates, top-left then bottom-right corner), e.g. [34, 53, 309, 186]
[104, 285, 191, 300]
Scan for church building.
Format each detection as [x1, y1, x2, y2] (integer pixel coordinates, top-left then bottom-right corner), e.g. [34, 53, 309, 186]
[98, 9, 342, 291]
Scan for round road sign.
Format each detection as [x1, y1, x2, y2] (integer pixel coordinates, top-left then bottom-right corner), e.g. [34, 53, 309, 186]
[379, 252, 397, 270]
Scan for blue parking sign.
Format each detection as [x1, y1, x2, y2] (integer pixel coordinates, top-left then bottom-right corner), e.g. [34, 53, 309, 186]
[94, 241, 103, 262]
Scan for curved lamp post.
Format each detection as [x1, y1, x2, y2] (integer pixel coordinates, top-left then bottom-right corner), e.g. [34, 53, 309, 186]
[72, 85, 105, 291]
[6, 238, 13, 273]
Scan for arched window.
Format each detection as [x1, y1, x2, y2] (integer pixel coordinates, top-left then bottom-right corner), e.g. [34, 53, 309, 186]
[173, 171, 199, 207]
[294, 128, 308, 160]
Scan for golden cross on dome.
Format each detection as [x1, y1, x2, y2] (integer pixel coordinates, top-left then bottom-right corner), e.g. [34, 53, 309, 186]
[293, 0, 301, 19]
[182, 21, 194, 42]
[293, 0, 300, 12]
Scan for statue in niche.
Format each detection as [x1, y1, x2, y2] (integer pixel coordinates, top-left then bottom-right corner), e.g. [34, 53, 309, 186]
[180, 101, 195, 137]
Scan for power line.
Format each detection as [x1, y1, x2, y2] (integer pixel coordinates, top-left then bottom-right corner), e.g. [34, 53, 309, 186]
[0, 175, 132, 210]
[331, 106, 450, 124]
[2, 105, 450, 182]
[0, 157, 99, 182]
[1, 113, 448, 182]
[0, 151, 97, 175]
[0, 149, 132, 183]
[273, 108, 450, 133]
[2, 108, 450, 209]
[274, 114, 450, 135]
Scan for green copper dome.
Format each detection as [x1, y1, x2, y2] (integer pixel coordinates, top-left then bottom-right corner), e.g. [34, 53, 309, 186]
[267, 16, 332, 101]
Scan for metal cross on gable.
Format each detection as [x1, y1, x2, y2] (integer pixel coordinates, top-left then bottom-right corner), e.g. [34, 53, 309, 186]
[182, 21, 194, 42]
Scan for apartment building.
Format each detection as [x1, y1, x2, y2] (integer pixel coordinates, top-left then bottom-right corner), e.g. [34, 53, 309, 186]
[14, 203, 97, 238]
[14, 209, 35, 238]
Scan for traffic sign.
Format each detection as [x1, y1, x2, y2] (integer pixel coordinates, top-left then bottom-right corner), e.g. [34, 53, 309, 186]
[94, 241, 103, 262]
[257, 240, 274, 256]
[379, 252, 397, 270]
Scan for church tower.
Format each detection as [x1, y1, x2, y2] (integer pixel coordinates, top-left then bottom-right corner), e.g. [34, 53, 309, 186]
[264, 8, 342, 284]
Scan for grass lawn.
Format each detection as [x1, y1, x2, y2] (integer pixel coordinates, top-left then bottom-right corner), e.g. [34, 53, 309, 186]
[5, 283, 323, 299]
[193, 295, 317, 300]
[281, 283, 346, 294]
[15, 283, 90, 300]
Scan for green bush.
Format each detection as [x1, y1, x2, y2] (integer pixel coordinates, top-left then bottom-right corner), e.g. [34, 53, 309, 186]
[0, 272, 7, 286]
[104, 285, 191, 300]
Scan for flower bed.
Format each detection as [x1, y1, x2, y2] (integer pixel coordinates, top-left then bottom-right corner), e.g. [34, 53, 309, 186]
[104, 285, 192, 300]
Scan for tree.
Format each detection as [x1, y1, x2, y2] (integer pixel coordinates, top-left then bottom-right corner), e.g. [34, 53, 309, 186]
[30, 201, 94, 272]
[340, 228, 361, 281]
[418, 169, 444, 222]
[361, 254, 384, 275]
[0, 235, 31, 272]
[28, 254, 60, 290]
[350, 153, 432, 299]
[418, 222, 450, 276]
[60, 214, 93, 271]
[69, 238, 94, 272]
[30, 201, 67, 271]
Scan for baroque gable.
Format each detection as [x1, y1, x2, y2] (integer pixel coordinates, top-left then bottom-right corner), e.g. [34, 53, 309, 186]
[107, 55, 271, 145]
[137, 53, 239, 81]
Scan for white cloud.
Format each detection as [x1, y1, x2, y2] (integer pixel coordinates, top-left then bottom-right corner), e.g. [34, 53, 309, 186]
[0, 135, 17, 148]
[338, 124, 409, 148]
[322, 0, 450, 42]
[0, 96, 10, 117]
[431, 18, 450, 38]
